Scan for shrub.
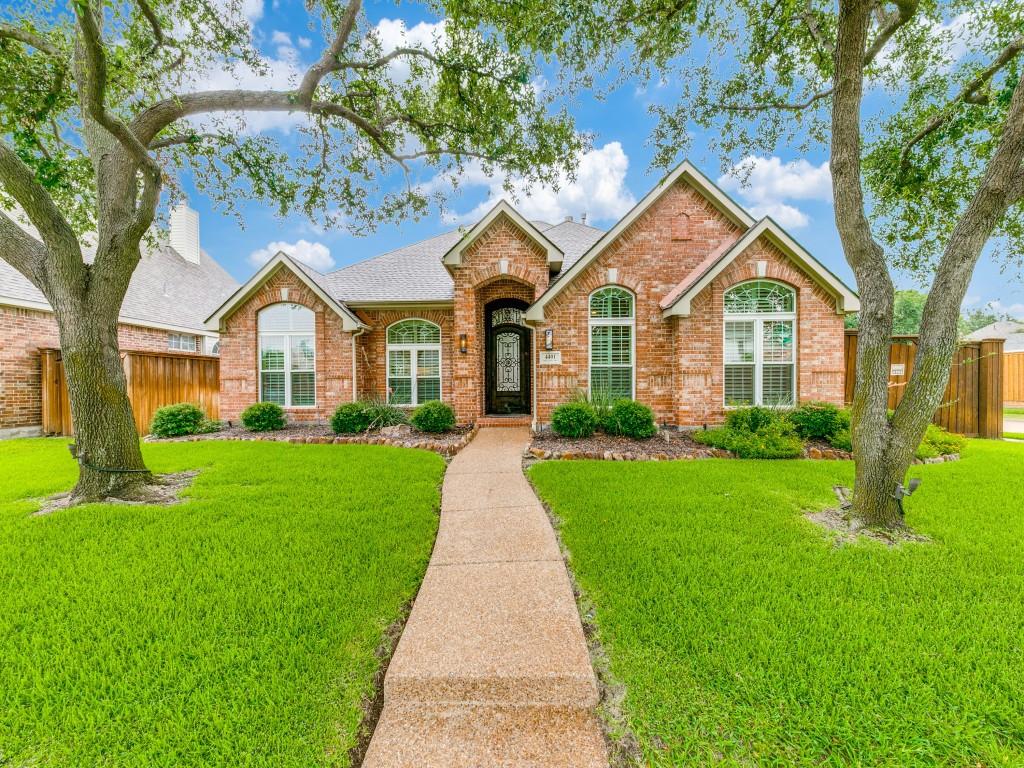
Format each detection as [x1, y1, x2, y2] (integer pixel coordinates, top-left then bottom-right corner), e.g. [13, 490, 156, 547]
[241, 402, 286, 432]
[694, 420, 804, 459]
[829, 428, 853, 452]
[916, 424, 966, 459]
[551, 400, 599, 438]
[331, 402, 371, 434]
[411, 400, 456, 433]
[150, 403, 205, 438]
[788, 402, 850, 441]
[605, 399, 657, 438]
[725, 406, 784, 434]
[364, 397, 408, 430]
[198, 418, 223, 434]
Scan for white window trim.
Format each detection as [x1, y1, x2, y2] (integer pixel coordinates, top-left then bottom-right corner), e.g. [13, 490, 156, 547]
[386, 319, 443, 407]
[168, 332, 197, 352]
[587, 286, 636, 401]
[258, 306, 317, 409]
[723, 282, 797, 408]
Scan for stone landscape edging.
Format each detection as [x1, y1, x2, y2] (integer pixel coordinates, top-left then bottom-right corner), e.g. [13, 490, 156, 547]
[527, 443, 961, 464]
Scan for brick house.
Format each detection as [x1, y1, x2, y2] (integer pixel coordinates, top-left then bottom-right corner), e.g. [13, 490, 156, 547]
[0, 206, 238, 438]
[208, 161, 859, 428]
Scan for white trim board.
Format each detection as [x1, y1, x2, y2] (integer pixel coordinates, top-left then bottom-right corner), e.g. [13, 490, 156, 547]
[442, 200, 564, 272]
[204, 253, 367, 332]
[525, 160, 757, 322]
[661, 218, 860, 318]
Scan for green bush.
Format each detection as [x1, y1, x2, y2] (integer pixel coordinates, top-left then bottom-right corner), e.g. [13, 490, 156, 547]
[694, 420, 804, 459]
[916, 424, 966, 459]
[606, 399, 657, 438]
[241, 402, 286, 432]
[551, 400, 599, 438]
[150, 403, 205, 438]
[198, 418, 223, 434]
[411, 400, 456, 433]
[788, 402, 850, 441]
[725, 406, 784, 434]
[331, 402, 371, 434]
[829, 428, 853, 452]
[363, 397, 408, 430]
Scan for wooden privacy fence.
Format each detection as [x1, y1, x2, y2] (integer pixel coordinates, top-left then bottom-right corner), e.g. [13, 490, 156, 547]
[1005, 351, 1024, 404]
[40, 348, 220, 436]
[843, 331, 1003, 438]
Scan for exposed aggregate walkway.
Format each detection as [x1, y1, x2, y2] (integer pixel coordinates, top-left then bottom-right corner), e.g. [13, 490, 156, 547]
[363, 427, 608, 767]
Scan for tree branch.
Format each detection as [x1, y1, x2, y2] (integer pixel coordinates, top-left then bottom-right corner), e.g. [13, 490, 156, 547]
[148, 131, 222, 149]
[0, 23, 61, 56]
[133, 0, 186, 68]
[900, 35, 1024, 167]
[0, 140, 83, 279]
[718, 87, 833, 112]
[295, 0, 362, 106]
[862, 0, 918, 66]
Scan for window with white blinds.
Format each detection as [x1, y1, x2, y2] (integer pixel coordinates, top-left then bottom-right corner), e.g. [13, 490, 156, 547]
[589, 287, 634, 400]
[386, 319, 442, 405]
[723, 281, 796, 407]
[258, 303, 316, 407]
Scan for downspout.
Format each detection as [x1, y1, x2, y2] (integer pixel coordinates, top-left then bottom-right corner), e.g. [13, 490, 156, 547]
[531, 325, 538, 432]
[351, 327, 365, 401]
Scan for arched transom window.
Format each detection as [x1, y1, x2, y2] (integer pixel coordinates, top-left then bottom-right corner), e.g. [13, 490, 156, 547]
[259, 303, 315, 407]
[723, 280, 796, 407]
[589, 286, 634, 401]
[387, 319, 441, 405]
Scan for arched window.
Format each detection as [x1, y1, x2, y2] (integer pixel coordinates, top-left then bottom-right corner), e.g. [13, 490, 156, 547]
[723, 280, 796, 407]
[387, 319, 442, 405]
[258, 303, 316, 407]
[589, 286, 634, 401]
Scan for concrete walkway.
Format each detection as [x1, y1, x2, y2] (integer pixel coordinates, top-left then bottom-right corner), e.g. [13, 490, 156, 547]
[364, 427, 608, 767]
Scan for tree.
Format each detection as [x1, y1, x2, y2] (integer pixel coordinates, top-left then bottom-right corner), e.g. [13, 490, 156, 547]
[847, 289, 929, 334]
[474, 0, 1024, 527]
[0, 0, 581, 502]
[958, 305, 1013, 336]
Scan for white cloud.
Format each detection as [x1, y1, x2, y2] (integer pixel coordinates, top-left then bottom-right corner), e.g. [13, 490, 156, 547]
[987, 300, 1024, 319]
[718, 155, 832, 228]
[435, 142, 637, 226]
[248, 239, 335, 270]
[370, 18, 447, 83]
[297, 36, 312, 49]
[270, 30, 291, 46]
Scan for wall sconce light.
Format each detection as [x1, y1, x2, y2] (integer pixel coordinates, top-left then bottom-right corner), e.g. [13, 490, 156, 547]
[459, 333, 468, 354]
[544, 328, 554, 351]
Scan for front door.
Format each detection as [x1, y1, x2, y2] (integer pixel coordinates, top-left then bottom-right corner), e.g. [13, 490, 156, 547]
[485, 303, 531, 414]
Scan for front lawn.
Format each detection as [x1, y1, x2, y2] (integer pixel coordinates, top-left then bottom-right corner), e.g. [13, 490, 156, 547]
[0, 439, 444, 767]
[530, 441, 1024, 766]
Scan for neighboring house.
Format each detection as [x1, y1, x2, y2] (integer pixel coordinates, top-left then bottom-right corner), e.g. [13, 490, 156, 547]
[208, 161, 859, 428]
[0, 205, 238, 438]
[964, 320, 1024, 352]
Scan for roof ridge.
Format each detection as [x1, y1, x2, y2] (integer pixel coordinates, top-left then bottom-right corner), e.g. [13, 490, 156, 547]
[327, 228, 463, 275]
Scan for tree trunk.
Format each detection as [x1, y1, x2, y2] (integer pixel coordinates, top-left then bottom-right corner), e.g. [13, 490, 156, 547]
[55, 297, 152, 502]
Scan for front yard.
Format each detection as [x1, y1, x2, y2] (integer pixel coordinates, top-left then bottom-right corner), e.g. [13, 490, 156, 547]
[0, 439, 443, 767]
[531, 440, 1024, 766]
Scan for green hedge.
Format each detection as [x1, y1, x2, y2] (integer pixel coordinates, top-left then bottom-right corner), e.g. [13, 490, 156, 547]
[410, 401, 456, 433]
[150, 403, 205, 438]
[241, 402, 286, 432]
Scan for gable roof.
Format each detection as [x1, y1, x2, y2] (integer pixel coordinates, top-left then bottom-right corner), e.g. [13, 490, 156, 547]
[441, 200, 564, 272]
[0, 241, 237, 337]
[204, 252, 367, 331]
[525, 160, 757, 321]
[964, 320, 1024, 351]
[660, 217, 860, 317]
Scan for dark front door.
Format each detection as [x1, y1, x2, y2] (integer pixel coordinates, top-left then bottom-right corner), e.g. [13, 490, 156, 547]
[485, 302, 531, 414]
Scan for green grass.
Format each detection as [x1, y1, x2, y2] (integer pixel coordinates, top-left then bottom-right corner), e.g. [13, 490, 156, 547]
[1004, 407, 1024, 416]
[1005, 431, 1024, 440]
[0, 438, 444, 767]
[531, 441, 1024, 766]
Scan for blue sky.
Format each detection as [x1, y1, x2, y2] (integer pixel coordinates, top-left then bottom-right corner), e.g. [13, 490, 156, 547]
[179, 0, 1024, 317]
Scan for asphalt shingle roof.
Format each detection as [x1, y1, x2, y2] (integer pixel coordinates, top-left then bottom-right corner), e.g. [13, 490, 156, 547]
[964, 320, 1024, 352]
[316, 218, 605, 304]
[0, 244, 238, 333]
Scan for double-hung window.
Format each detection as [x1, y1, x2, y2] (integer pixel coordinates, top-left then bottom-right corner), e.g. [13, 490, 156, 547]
[387, 319, 442, 405]
[258, 303, 316, 407]
[723, 280, 796, 407]
[589, 286, 634, 401]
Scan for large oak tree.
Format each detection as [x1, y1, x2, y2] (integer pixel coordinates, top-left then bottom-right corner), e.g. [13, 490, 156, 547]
[0, 0, 581, 501]
[464, 0, 1024, 527]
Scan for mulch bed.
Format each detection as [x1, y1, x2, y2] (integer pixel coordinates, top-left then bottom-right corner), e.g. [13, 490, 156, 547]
[146, 423, 477, 457]
[528, 429, 730, 461]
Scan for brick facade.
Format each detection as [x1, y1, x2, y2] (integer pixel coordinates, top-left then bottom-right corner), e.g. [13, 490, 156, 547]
[0, 304, 204, 435]
[217, 181, 847, 429]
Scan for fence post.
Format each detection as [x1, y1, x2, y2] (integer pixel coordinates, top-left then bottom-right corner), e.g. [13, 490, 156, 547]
[978, 338, 1004, 439]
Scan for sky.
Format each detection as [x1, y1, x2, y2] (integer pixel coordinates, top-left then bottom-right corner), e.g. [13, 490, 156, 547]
[176, 0, 1024, 318]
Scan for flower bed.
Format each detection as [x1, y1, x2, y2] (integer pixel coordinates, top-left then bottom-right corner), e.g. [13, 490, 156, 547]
[147, 422, 477, 457]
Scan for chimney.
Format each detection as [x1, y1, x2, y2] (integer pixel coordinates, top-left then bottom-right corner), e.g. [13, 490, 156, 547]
[170, 204, 201, 265]
[581, 212, 587, 225]
[564, 214, 573, 223]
